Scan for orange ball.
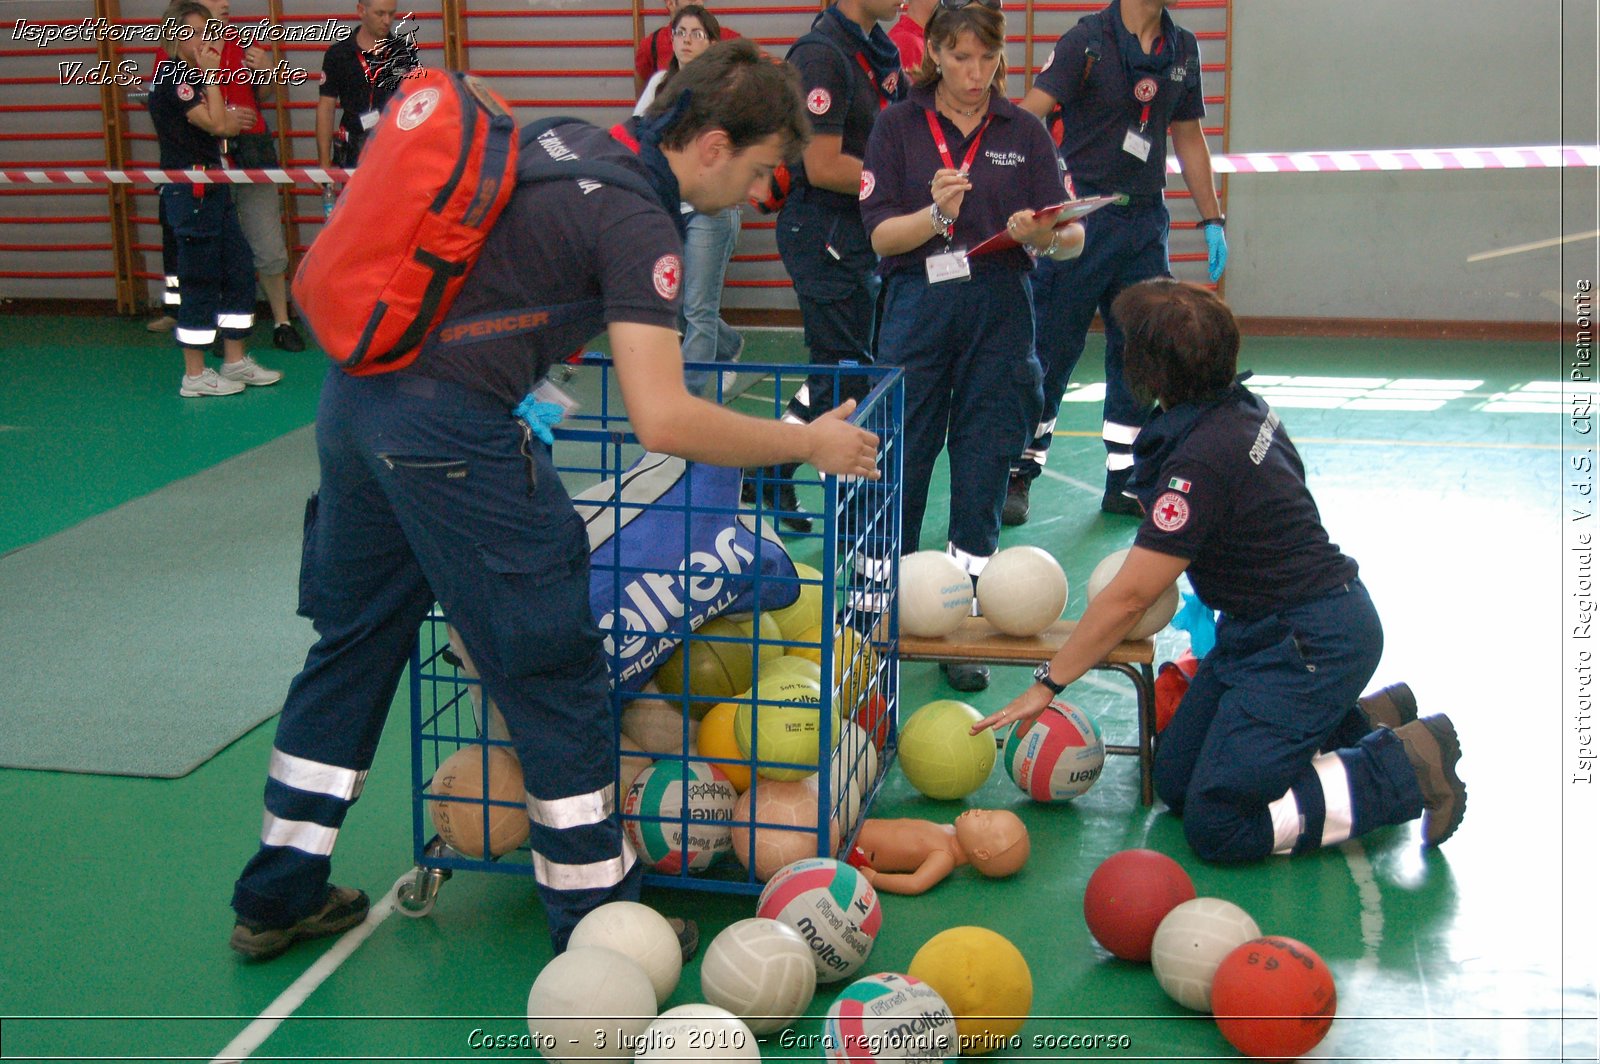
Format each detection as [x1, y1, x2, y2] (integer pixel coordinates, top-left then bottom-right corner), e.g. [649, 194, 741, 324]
[1211, 937, 1337, 1060]
[697, 701, 753, 792]
[429, 746, 529, 858]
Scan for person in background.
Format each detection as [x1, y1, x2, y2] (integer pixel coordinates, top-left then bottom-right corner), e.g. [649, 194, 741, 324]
[859, 0, 1082, 694]
[1001, 0, 1226, 525]
[757, 0, 904, 533]
[148, 0, 282, 397]
[194, 0, 305, 352]
[636, 9, 745, 398]
[634, 0, 743, 93]
[973, 280, 1466, 862]
[315, 0, 419, 170]
[887, 0, 938, 72]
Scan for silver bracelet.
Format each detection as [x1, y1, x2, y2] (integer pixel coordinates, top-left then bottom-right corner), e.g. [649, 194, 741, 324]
[929, 202, 955, 239]
[1036, 231, 1060, 258]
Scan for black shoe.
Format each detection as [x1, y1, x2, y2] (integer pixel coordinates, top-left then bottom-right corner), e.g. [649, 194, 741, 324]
[667, 916, 700, 963]
[1100, 488, 1142, 517]
[1359, 682, 1419, 731]
[230, 885, 370, 961]
[941, 661, 990, 692]
[774, 482, 813, 534]
[1001, 475, 1031, 526]
[273, 321, 306, 352]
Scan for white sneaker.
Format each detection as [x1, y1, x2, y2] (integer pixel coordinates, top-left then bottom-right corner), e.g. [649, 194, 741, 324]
[180, 368, 245, 398]
[219, 355, 283, 387]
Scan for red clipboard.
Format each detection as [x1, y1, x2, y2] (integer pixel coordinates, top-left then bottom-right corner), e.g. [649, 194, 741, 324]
[967, 194, 1119, 256]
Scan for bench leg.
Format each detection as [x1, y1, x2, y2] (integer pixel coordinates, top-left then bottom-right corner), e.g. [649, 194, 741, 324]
[1100, 662, 1159, 806]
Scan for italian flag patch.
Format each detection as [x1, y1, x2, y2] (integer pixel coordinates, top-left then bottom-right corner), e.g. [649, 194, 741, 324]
[1168, 477, 1192, 492]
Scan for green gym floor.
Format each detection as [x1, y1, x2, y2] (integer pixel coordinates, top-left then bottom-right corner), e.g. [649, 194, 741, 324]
[0, 316, 1593, 1063]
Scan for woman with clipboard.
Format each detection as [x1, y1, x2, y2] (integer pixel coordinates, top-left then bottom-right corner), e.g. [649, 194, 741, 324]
[857, 0, 1084, 691]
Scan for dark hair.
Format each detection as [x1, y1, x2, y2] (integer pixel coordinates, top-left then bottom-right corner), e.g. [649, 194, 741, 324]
[914, 3, 1006, 93]
[650, 38, 811, 160]
[658, 5, 722, 90]
[1112, 279, 1241, 406]
[161, 0, 210, 57]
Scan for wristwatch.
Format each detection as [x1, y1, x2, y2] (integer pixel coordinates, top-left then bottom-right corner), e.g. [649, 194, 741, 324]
[1032, 661, 1066, 695]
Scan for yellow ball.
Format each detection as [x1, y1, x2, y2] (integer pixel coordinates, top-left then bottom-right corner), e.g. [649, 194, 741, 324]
[789, 624, 880, 715]
[734, 674, 840, 781]
[763, 655, 823, 686]
[768, 562, 826, 642]
[897, 700, 995, 799]
[908, 927, 1033, 1055]
[696, 701, 752, 792]
[654, 615, 769, 713]
[720, 611, 786, 666]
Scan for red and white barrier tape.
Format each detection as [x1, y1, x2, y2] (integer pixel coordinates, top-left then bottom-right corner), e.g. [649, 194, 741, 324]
[0, 167, 352, 186]
[0, 144, 1596, 186]
[1193, 144, 1599, 174]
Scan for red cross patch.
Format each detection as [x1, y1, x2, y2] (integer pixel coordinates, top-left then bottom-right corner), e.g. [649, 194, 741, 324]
[395, 88, 440, 131]
[859, 169, 875, 200]
[176, 82, 194, 102]
[1134, 77, 1158, 102]
[652, 254, 681, 300]
[807, 87, 832, 115]
[1152, 491, 1189, 532]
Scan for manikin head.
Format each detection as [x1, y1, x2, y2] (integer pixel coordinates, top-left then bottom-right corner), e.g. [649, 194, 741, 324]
[954, 809, 1030, 877]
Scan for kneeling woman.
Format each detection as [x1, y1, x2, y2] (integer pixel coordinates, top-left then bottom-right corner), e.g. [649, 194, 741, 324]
[972, 280, 1466, 860]
[858, 0, 1082, 693]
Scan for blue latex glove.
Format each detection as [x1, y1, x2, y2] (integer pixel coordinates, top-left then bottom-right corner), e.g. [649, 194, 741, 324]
[1171, 587, 1217, 658]
[1204, 222, 1229, 282]
[512, 395, 565, 446]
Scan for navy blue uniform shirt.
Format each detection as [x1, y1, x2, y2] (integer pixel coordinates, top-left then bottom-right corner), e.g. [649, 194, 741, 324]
[859, 83, 1066, 277]
[1130, 384, 1359, 619]
[1033, 0, 1204, 197]
[408, 120, 683, 408]
[149, 59, 221, 169]
[319, 28, 419, 160]
[788, 7, 904, 210]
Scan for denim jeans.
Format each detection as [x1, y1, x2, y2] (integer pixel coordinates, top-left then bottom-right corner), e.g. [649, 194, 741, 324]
[680, 206, 744, 396]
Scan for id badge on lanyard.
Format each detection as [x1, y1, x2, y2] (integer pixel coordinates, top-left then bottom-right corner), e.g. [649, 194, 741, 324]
[923, 109, 991, 285]
[1123, 35, 1167, 162]
[357, 49, 382, 130]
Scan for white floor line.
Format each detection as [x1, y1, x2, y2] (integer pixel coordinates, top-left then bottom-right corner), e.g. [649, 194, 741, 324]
[211, 873, 408, 1064]
[1037, 465, 1102, 496]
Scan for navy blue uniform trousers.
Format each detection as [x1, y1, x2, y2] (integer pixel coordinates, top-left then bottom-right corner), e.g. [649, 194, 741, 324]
[1152, 580, 1423, 862]
[1014, 199, 1169, 487]
[876, 265, 1043, 565]
[160, 185, 254, 347]
[776, 196, 879, 420]
[232, 369, 641, 950]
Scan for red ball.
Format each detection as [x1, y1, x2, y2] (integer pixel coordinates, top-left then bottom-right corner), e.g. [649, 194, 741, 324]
[852, 692, 891, 750]
[1082, 849, 1196, 962]
[1211, 937, 1337, 1060]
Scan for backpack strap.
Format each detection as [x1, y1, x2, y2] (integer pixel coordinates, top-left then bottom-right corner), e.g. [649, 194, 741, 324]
[430, 118, 661, 351]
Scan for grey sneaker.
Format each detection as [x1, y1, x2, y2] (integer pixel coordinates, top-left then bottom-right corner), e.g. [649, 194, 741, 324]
[1396, 714, 1466, 847]
[180, 367, 245, 397]
[1359, 682, 1418, 731]
[219, 355, 283, 387]
[146, 314, 176, 333]
[230, 885, 370, 960]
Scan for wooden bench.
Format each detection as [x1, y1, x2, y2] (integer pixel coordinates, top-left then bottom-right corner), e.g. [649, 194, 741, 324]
[898, 616, 1159, 805]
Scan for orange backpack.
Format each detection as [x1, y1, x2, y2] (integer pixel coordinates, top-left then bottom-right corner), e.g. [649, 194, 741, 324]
[293, 68, 518, 376]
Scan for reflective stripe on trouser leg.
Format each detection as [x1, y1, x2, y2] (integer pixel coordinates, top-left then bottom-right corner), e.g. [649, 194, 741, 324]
[1268, 752, 1353, 854]
[1104, 419, 1140, 475]
[164, 275, 181, 306]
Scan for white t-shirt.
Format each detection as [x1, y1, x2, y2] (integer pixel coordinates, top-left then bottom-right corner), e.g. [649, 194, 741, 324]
[633, 70, 668, 117]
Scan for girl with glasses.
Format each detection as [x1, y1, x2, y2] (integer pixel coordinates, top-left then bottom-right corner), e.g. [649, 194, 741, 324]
[635, 8, 748, 397]
[858, 0, 1083, 692]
